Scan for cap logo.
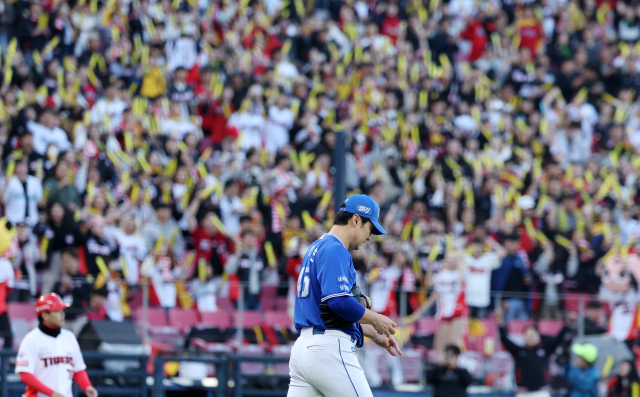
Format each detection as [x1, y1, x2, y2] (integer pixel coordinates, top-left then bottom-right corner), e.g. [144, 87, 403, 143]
[358, 206, 371, 214]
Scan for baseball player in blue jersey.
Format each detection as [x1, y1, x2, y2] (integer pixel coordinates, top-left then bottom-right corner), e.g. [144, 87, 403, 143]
[288, 195, 402, 397]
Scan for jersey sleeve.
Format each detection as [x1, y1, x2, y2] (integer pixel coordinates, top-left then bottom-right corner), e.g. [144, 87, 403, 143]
[316, 243, 355, 302]
[70, 335, 87, 372]
[15, 335, 36, 374]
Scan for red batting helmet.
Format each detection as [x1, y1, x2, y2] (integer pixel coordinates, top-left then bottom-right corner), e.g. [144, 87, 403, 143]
[35, 293, 69, 315]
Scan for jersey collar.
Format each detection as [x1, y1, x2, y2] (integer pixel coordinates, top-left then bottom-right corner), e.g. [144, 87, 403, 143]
[38, 323, 61, 338]
[326, 233, 346, 248]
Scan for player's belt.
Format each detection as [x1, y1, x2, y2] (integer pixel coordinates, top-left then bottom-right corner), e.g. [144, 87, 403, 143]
[311, 327, 357, 344]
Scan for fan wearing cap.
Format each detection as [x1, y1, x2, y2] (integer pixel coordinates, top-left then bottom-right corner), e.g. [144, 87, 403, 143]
[15, 293, 98, 397]
[566, 343, 599, 397]
[288, 195, 401, 397]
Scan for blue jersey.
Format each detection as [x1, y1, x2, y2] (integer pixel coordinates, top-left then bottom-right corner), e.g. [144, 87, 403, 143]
[294, 234, 364, 346]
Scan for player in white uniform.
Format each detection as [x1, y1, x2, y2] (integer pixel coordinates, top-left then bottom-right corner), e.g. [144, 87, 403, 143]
[16, 293, 98, 397]
[288, 195, 401, 397]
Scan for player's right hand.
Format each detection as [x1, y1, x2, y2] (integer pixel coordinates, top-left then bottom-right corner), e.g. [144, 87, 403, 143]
[373, 314, 397, 336]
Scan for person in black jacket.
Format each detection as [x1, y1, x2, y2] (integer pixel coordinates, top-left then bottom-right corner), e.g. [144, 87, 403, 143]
[584, 301, 607, 336]
[427, 345, 473, 397]
[52, 248, 93, 336]
[33, 202, 83, 295]
[496, 308, 575, 391]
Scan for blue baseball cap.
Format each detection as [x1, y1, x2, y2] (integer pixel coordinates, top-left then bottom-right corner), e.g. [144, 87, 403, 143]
[340, 195, 387, 235]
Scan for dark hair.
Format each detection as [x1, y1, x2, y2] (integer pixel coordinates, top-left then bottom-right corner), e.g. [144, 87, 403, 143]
[444, 345, 461, 356]
[93, 287, 108, 297]
[587, 301, 601, 309]
[612, 360, 640, 396]
[333, 203, 371, 227]
[246, 147, 257, 160]
[239, 215, 252, 224]
[61, 247, 78, 259]
[224, 179, 237, 190]
[241, 229, 255, 238]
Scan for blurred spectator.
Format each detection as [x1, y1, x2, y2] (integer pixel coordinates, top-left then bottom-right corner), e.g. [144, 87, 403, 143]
[225, 229, 265, 310]
[142, 202, 185, 261]
[53, 248, 92, 335]
[496, 309, 575, 391]
[86, 287, 108, 321]
[409, 253, 467, 356]
[11, 221, 39, 301]
[2, 159, 42, 227]
[426, 345, 473, 397]
[493, 234, 532, 322]
[83, 216, 119, 279]
[566, 343, 599, 397]
[142, 242, 181, 309]
[33, 202, 81, 294]
[465, 237, 505, 319]
[608, 360, 640, 397]
[584, 301, 607, 335]
[107, 214, 147, 287]
[219, 179, 245, 237]
[190, 264, 220, 313]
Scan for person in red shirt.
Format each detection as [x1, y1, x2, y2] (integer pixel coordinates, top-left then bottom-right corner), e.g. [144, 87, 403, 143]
[86, 288, 108, 321]
[380, 3, 401, 45]
[188, 194, 234, 276]
[517, 7, 544, 58]
[460, 13, 489, 61]
[199, 85, 235, 147]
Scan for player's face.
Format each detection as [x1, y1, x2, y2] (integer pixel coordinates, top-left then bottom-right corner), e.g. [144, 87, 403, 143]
[351, 218, 374, 250]
[42, 310, 65, 328]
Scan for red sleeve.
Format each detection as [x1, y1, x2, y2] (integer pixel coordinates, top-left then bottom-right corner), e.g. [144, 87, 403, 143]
[73, 370, 93, 392]
[20, 373, 55, 396]
[460, 24, 473, 40]
[285, 258, 294, 277]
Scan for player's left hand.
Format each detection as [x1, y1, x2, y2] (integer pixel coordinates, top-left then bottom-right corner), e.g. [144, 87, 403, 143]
[85, 386, 98, 397]
[374, 334, 403, 357]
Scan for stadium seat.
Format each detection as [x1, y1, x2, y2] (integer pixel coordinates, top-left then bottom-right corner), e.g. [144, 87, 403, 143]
[217, 297, 234, 312]
[168, 309, 198, 332]
[417, 317, 439, 334]
[272, 345, 292, 376]
[137, 307, 169, 327]
[459, 351, 485, 379]
[401, 349, 423, 383]
[564, 293, 591, 313]
[264, 311, 292, 328]
[11, 319, 33, 350]
[538, 320, 564, 336]
[375, 348, 391, 384]
[191, 338, 235, 354]
[507, 320, 534, 335]
[232, 311, 262, 328]
[276, 298, 289, 312]
[8, 302, 37, 322]
[199, 312, 232, 329]
[239, 344, 265, 375]
[260, 286, 278, 311]
[489, 351, 515, 375]
[148, 326, 181, 347]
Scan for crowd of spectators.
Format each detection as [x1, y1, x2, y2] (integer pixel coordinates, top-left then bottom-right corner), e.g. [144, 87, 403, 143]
[2, 0, 640, 379]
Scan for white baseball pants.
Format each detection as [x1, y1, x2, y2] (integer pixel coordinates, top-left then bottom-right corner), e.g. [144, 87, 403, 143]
[287, 328, 373, 397]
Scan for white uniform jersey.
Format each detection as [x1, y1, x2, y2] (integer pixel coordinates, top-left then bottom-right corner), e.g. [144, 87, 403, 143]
[600, 286, 640, 341]
[15, 328, 87, 397]
[433, 269, 467, 319]
[464, 253, 500, 308]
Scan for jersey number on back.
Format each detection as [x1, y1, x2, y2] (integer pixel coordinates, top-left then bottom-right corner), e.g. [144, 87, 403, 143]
[297, 247, 317, 298]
